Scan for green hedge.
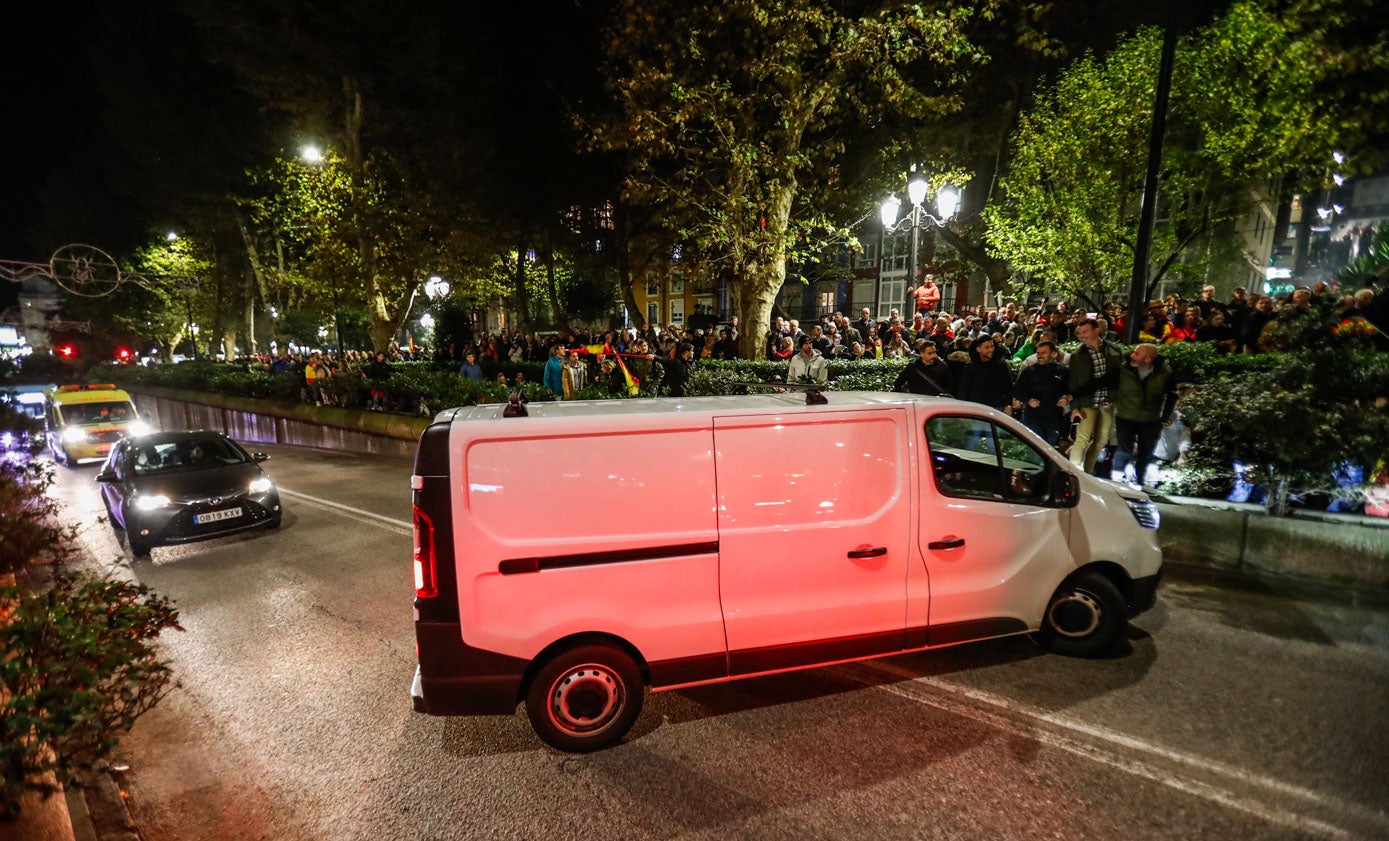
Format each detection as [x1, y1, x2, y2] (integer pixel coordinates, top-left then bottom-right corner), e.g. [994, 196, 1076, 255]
[93, 345, 1305, 412]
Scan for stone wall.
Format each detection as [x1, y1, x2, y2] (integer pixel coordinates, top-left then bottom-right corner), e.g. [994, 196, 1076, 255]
[128, 386, 431, 460]
[1156, 496, 1389, 601]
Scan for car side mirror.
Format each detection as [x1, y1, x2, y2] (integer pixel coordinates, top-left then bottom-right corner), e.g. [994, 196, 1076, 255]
[1050, 471, 1080, 507]
[252, 453, 269, 462]
[96, 469, 118, 483]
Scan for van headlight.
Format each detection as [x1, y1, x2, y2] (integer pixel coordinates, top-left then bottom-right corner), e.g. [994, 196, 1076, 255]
[62, 426, 88, 444]
[127, 420, 151, 436]
[248, 477, 274, 494]
[1125, 498, 1160, 529]
[134, 494, 172, 510]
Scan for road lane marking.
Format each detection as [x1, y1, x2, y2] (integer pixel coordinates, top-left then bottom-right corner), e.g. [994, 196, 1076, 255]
[278, 488, 412, 536]
[849, 661, 1385, 840]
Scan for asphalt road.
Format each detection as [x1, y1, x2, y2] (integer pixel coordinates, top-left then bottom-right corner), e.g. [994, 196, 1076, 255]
[50, 443, 1389, 841]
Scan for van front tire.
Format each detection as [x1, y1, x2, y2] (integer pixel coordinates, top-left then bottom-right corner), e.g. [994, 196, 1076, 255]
[526, 644, 644, 752]
[1039, 572, 1126, 657]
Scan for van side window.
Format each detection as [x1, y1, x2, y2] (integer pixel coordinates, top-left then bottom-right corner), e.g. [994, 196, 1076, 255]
[925, 416, 1051, 505]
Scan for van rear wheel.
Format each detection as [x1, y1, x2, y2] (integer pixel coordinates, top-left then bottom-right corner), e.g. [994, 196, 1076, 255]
[525, 644, 644, 752]
[1039, 572, 1126, 657]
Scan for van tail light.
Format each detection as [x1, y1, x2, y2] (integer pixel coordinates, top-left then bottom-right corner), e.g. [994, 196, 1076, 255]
[413, 504, 438, 599]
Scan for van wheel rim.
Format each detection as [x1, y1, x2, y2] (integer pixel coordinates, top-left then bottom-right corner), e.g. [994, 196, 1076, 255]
[1048, 590, 1103, 638]
[549, 664, 623, 736]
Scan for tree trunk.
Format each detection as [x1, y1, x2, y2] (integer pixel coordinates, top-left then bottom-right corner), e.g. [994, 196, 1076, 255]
[734, 177, 795, 360]
[368, 279, 417, 353]
[512, 234, 534, 336]
[545, 247, 571, 334]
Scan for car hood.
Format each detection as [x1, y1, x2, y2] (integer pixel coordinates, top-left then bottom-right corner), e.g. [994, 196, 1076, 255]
[132, 463, 266, 502]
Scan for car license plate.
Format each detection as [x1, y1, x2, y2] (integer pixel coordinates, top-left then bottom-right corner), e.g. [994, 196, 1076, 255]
[194, 507, 242, 524]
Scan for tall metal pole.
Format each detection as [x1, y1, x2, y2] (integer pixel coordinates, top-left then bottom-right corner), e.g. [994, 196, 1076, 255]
[332, 284, 343, 352]
[1126, 15, 1179, 344]
[909, 204, 922, 314]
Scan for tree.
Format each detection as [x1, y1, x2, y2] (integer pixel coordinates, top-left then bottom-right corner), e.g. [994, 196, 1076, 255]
[984, 0, 1357, 308]
[591, 0, 982, 358]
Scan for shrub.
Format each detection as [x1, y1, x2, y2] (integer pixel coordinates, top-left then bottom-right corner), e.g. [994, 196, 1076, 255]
[0, 408, 181, 817]
[1178, 346, 1389, 512]
[0, 573, 182, 815]
[0, 435, 73, 579]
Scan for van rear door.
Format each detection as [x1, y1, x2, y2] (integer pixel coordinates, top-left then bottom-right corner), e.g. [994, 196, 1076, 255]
[713, 408, 913, 675]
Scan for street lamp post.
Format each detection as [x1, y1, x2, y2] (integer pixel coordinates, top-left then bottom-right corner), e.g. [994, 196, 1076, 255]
[880, 171, 960, 313]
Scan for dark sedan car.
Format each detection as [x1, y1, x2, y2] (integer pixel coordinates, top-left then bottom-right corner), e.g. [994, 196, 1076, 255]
[97, 430, 282, 557]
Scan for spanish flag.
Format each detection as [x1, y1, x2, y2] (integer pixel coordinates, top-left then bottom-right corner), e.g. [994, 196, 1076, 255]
[614, 353, 640, 396]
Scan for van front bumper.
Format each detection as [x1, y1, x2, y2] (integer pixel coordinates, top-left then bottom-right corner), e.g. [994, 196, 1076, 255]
[1127, 570, 1162, 617]
[411, 620, 528, 716]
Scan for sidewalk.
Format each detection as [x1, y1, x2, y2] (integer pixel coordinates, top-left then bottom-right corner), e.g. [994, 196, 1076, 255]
[10, 772, 137, 841]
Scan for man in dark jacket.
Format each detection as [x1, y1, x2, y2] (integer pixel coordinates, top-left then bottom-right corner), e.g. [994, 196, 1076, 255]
[653, 342, 695, 397]
[1013, 340, 1068, 445]
[1113, 343, 1178, 487]
[892, 340, 953, 396]
[1241, 294, 1275, 353]
[956, 335, 1014, 413]
[365, 351, 392, 410]
[712, 328, 739, 360]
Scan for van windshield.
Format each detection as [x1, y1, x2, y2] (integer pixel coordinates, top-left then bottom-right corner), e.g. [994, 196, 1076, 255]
[59, 402, 135, 425]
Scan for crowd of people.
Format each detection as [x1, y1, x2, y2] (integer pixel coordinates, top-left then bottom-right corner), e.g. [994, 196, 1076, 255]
[226, 274, 1385, 486]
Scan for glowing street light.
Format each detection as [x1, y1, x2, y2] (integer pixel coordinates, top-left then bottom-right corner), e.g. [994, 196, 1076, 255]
[301, 145, 324, 164]
[424, 275, 450, 301]
[880, 168, 961, 311]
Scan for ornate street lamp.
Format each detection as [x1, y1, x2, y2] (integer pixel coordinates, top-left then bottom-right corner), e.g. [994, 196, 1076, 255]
[424, 275, 450, 302]
[880, 170, 960, 313]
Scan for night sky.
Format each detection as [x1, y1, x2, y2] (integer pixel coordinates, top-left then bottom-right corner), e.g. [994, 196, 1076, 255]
[2, 4, 98, 263]
[2, 3, 99, 310]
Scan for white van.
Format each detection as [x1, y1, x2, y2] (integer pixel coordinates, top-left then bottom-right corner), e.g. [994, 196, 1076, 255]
[409, 392, 1162, 752]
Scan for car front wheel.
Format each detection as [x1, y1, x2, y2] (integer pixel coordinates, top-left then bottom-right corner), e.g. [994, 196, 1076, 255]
[525, 644, 644, 753]
[1039, 571, 1127, 657]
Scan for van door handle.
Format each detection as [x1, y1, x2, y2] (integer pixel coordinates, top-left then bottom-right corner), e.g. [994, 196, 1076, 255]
[928, 538, 966, 550]
[847, 546, 888, 559]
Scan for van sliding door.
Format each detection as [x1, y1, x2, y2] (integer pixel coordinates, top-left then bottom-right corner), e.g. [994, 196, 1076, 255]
[713, 409, 911, 676]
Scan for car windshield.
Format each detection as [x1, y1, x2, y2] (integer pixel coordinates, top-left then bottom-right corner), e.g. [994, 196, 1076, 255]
[130, 437, 248, 475]
[60, 401, 134, 424]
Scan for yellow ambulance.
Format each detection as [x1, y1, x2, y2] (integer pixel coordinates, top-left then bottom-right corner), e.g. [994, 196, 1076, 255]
[44, 384, 150, 465]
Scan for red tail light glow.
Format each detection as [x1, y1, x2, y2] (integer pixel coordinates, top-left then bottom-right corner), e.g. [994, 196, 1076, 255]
[413, 505, 437, 599]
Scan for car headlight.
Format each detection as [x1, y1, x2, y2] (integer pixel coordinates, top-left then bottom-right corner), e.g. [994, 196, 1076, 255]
[127, 420, 151, 436]
[248, 477, 274, 494]
[134, 494, 172, 510]
[62, 426, 88, 443]
[1125, 498, 1160, 529]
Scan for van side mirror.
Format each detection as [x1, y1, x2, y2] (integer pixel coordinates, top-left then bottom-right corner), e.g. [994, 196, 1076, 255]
[252, 452, 270, 462]
[96, 468, 118, 483]
[1050, 471, 1080, 507]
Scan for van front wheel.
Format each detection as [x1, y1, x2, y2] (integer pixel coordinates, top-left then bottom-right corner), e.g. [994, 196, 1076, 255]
[526, 644, 644, 752]
[1040, 572, 1126, 657]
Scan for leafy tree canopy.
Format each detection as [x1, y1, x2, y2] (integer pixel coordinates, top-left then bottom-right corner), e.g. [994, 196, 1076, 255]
[591, 0, 988, 356]
[983, 0, 1364, 307]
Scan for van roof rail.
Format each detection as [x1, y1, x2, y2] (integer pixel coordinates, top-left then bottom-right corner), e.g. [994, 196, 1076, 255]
[730, 381, 830, 405]
[502, 391, 528, 417]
